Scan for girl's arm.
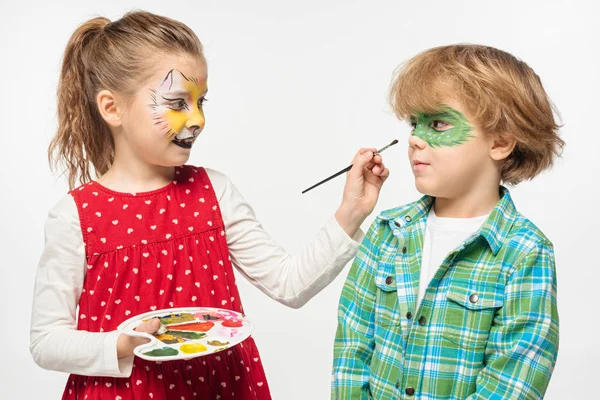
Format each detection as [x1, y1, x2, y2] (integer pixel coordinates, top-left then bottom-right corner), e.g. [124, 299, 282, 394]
[207, 149, 388, 309]
[30, 195, 135, 377]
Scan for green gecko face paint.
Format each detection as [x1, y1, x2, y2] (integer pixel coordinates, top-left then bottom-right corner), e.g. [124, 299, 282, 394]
[410, 106, 474, 148]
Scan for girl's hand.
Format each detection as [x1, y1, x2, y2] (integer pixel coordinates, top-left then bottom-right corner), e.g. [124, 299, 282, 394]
[335, 148, 390, 237]
[116, 318, 161, 358]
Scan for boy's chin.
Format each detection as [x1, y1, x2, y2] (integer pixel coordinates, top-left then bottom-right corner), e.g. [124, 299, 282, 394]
[414, 179, 439, 197]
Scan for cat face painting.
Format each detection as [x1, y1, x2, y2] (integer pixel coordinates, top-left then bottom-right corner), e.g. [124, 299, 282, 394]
[149, 69, 208, 149]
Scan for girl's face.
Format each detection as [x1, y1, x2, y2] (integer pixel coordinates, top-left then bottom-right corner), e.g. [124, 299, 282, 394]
[117, 54, 208, 167]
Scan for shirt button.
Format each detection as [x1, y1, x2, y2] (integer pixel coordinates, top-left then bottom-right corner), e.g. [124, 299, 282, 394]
[406, 311, 412, 320]
[394, 221, 401, 227]
[405, 215, 412, 222]
[469, 294, 479, 303]
[402, 246, 407, 254]
[385, 276, 394, 285]
[418, 316, 427, 326]
[405, 386, 415, 396]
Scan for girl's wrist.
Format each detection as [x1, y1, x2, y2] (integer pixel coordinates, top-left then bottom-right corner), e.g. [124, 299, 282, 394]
[116, 333, 135, 359]
[335, 203, 366, 238]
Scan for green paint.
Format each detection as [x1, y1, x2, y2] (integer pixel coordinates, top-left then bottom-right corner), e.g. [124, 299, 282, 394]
[143, 347, 179, 357]
[410, 106, 474, 148]
[167, 331, 207, 340]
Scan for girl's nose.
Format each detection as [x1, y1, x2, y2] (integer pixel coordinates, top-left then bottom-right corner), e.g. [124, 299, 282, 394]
[186, 106, 205, 129]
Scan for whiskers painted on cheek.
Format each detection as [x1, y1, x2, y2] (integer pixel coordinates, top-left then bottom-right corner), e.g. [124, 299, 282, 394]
[150, 111, 177, 140]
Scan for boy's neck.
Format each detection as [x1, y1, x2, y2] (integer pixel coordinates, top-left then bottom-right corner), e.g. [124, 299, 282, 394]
[433, 186, 501, 218]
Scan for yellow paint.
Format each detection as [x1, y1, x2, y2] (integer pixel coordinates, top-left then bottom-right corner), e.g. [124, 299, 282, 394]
[180, 343, 208, 354]
[162, 79, 206, 139]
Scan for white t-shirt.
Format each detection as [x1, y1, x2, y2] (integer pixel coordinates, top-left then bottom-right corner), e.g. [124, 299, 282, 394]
[416, 207, 489, 310]
[30, 168, 363, 377]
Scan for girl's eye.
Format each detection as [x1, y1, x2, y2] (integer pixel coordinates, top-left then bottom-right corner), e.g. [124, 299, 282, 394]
[198, 97, 208, 107]
[431, 120, 451, 131]
[168, 100, 187, 110]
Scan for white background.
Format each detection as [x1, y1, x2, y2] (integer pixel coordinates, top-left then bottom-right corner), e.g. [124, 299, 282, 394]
[1, 0, 598, 398]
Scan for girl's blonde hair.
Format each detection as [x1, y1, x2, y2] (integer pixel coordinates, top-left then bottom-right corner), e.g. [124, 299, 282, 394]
[49, 11, 205, 189]
[389, 44, 564, 185]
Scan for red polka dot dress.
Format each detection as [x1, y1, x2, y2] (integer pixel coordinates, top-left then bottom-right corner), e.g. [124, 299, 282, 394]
[62, 165, 271, 400]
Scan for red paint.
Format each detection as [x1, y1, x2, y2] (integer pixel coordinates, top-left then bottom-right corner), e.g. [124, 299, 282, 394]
[167, 321, 214, 332]
[222, 319, 243, 328]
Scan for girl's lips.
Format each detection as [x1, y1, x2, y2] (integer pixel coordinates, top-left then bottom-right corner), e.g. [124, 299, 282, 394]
[172, 138, 196, 149]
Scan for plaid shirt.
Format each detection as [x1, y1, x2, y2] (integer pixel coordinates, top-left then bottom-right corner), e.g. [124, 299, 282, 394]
[331, 188, 559, 399]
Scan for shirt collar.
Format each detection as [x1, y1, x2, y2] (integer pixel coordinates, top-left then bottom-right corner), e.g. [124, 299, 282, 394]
[377, 187, 518, 255]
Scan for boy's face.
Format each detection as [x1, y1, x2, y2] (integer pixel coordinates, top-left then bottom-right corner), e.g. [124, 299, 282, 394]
[408, 98, 499, 199]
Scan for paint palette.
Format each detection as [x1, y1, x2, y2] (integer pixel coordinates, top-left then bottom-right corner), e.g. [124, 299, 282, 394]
[117, 307, 253, 361]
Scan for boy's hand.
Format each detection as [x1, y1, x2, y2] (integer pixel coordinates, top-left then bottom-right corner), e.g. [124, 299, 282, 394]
[336, 148, 390, 237]
[116, 317, 161, 358]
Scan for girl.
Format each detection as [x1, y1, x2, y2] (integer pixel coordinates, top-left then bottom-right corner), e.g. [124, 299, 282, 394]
[30, 10, 389, 400]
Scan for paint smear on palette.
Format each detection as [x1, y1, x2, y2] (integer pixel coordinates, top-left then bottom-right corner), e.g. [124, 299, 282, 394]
[194, 312, 223, 321]
[222, 319, 243, 328]
[156, 313, 195, 325]
[180, 343, 208, 354]
[207, 340, 230, 346]
[144, 347, 179, 357]
[153, 331, 207, 344]
[154, 333, 184, 344]
[167, 321, 214, 332]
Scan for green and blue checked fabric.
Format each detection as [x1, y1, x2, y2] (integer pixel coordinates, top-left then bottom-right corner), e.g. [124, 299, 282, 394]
[331, 188, 559, 399]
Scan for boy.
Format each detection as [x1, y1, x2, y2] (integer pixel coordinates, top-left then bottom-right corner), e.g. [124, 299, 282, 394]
[331, 45, 562, 399]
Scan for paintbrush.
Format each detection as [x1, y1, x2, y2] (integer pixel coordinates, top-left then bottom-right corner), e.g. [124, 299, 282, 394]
[302, 139, 398, 194]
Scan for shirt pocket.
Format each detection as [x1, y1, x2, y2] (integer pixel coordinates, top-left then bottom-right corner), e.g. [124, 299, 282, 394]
[442, 280, 504, 349]
[374, 262, 401, 327]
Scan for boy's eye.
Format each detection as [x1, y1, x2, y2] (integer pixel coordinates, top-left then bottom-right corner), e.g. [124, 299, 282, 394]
[431, 120, 452, 131]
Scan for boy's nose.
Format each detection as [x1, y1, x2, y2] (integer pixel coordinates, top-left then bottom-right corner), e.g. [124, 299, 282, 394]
[408, 134, 427, 150]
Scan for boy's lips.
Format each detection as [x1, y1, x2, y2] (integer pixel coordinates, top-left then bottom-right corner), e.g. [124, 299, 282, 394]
[413, 159, 430, 166]
[412, 159, 430, 171]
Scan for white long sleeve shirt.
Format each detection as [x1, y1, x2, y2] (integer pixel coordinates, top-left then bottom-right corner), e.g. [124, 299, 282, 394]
[30, 168, 363, 377]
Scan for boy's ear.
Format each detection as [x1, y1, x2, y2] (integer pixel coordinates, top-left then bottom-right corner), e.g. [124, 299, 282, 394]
[489, 133, 517, 161]
[96, 90, 122, 128]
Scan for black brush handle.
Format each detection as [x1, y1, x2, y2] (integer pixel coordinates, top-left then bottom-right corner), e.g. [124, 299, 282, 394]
[301, 139, 398, 194]
[301, 164, 353, 194]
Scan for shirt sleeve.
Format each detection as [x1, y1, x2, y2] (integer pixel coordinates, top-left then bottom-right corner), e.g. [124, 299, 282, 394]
[466, 240, 559, 400]
[331, 220, 382, 399]
[29, 195, 133, 377]
[206, 168, 364, 309]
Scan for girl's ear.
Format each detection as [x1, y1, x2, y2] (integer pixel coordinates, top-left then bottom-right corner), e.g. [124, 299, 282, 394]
[489, 132, 517, 161]
[96, 90, 122, 127]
